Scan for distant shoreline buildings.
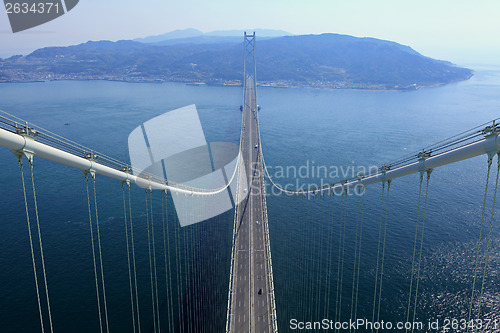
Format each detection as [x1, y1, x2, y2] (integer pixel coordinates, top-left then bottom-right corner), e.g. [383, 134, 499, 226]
[0, 73, 466, 91]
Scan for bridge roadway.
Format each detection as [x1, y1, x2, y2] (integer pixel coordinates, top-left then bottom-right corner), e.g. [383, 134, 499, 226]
[228, 77, 275, 333]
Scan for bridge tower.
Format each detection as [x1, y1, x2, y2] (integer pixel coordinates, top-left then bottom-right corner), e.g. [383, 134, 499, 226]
[226, 32, 278, 333]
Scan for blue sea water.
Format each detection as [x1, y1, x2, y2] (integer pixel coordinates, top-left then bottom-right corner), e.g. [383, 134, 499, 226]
[0, 65, 500, 332]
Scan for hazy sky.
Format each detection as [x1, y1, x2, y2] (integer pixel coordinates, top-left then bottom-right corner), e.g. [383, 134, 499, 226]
[1, 0, 500, 65]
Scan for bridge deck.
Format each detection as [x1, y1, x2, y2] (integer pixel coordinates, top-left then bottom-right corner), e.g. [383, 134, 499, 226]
[227, 78, 275, 333]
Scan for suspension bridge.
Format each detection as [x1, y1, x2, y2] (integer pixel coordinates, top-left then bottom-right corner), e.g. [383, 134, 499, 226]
[226, 33, 277, 333]
[0, 32, 499, 333]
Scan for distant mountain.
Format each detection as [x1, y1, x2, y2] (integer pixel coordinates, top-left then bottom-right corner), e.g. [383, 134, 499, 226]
[134, 28, 204, 43]
[149, 36, 244, 46]
[134, 28, 292, 46]
[204, 29, 292, 37]
[0, 33, 473, 89]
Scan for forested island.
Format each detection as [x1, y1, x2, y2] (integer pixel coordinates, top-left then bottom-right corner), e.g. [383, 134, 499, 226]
[0, 32, 473, 90]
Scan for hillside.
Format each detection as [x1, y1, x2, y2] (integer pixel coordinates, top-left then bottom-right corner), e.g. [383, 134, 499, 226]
[0, 33, 473, 90]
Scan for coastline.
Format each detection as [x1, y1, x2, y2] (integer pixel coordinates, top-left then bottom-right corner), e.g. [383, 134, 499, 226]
[0, 74, 474, 91]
